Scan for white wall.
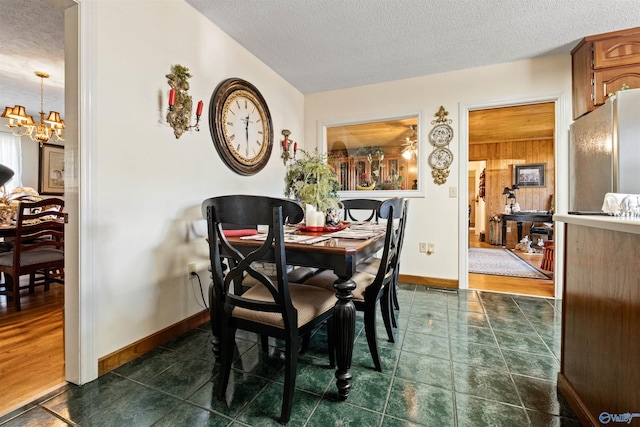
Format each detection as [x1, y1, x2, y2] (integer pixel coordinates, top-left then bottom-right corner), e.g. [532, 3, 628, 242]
[90, 0, 303, 360]
[305, 55, 572, 282]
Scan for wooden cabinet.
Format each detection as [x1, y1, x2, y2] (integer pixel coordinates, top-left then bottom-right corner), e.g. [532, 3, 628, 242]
[572, 27, 640, 119]
[555, 215, 640, 426]
[330, 155, 413, 191]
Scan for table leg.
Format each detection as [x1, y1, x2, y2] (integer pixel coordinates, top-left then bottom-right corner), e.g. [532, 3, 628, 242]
[333, 277, 356, 400]
[517, 222, 523, 242]
[502, 221, 507, 246]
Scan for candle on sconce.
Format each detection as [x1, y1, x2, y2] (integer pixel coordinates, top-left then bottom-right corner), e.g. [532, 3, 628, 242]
[196, 100, 203, 116]
[168, 88, 176, 106]
[283, 136, 288, 150]
[293, 141, 298, 153]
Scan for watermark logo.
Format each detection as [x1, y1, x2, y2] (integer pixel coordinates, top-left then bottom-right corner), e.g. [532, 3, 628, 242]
[599, 412, 640, 424]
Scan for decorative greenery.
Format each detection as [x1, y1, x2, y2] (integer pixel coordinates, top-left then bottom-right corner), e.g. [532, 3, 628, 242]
[378, 174, 403, 190]
[608, 83, 630, 98]
[166, 64, 194, 139]
[354, 146, 385, 158]
[284, 149, 341, 211]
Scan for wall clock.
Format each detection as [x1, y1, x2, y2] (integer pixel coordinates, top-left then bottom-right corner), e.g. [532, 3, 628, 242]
[209, 78, 273, 175]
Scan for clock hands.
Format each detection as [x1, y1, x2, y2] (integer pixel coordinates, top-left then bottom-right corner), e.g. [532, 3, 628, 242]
[241, 114, 253, 157]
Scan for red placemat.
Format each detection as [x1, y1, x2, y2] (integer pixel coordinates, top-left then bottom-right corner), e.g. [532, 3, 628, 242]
[223, 229, 258, 237]
[297, 222, 350, 232]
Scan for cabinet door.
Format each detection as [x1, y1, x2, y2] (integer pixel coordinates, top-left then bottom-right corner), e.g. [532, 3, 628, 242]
[593, 34, 640, 69]
[593, 65, 640, 105]
[572, 41, 594, 119]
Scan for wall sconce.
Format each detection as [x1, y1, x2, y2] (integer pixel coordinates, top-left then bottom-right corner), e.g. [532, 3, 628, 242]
[165, 64, 203, 139]
[281, 129, 297, 164]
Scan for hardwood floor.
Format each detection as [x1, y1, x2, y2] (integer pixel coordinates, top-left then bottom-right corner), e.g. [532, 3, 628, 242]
[0, 282, 65, 416]
[468, 231, 555, 298]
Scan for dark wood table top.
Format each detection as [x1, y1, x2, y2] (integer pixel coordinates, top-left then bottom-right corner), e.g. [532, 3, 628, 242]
[223, 227, 386, 278]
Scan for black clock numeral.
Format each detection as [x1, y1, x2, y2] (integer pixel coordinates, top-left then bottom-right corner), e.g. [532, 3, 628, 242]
[226, 121, 233, 126]
[237, 143, 241, 151]
[244, 99, 248, 109]
[228, 109, 235, 116]
[229, 134, 235, 141]
[258, 130, 263, 135]
[255, 139, 261, 146]
[235, 100, 240, 109]
[256, 118, 262, 124]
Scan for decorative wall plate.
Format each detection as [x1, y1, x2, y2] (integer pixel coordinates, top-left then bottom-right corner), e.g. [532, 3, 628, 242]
[428, 147, 453, 170]
[428, 123, 453, 147]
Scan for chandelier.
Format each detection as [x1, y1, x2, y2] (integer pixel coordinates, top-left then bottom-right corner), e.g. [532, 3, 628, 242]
[1, 71, 65, 147]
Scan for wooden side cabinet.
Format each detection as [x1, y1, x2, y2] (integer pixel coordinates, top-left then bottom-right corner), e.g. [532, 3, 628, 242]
[572, 27, 640, 119]
[555, 215, 640, 426]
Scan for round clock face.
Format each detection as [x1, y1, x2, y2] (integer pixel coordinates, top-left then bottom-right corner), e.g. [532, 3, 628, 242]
[428, 124, 453, 147]
[428, 147, 453, 170]
[210, 78, 273, 175]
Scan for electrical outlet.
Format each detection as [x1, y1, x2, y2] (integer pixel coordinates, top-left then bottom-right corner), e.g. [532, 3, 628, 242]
[506, 227, 511, 232]
[427, 243, 435, 254]
[187, 263, 196, 277]
[419, 242, 427, 253]
[448, 187, 457, 198]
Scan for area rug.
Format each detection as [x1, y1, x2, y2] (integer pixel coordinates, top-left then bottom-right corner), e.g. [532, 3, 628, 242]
[468, 248, 551, 279]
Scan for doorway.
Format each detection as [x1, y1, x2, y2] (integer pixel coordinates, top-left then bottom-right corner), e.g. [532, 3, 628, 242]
[464, 102, 556, 297]
[0, 0, 78, 416]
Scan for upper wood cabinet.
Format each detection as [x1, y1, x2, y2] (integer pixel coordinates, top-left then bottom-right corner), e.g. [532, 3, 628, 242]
[572, 27, 640, 119]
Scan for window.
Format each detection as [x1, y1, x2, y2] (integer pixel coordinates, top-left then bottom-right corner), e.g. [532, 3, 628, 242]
[320, 113, 423, 197]
[0, 132, 23, 191]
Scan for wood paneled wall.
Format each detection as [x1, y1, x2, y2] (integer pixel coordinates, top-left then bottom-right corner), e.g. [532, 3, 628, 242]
[469, 139, 555, 246]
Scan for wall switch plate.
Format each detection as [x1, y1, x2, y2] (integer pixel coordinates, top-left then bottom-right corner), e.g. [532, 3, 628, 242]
[427, 243, 435, 254]
[419, 242, 427, 253]
[449, 187, 457, 198]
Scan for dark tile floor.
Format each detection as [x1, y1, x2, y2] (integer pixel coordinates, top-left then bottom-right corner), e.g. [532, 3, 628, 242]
[0, 284, 581, 426]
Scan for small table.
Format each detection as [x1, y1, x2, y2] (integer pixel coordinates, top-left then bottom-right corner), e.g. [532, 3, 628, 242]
[221, 229, 385, 400]
[501, 212, 553, 246]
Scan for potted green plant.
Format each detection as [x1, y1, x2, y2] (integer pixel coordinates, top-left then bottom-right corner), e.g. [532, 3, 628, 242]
[284, 149, 341, 224]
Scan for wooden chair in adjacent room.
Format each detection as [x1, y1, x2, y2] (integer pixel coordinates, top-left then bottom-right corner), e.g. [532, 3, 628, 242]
[202, 195, 336, 424]
[0, 198, 64, 311]
[303, 197, 406, 372]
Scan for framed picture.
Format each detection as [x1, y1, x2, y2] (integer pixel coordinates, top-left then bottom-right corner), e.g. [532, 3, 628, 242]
[39, 143, 64, 195]
[514, 163, 545, 187]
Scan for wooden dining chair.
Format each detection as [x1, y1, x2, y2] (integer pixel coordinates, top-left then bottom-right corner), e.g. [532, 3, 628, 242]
[357, 198, 409, 325]
[303, 197, 405, 372]
[202, 195, 336, 424]
[342, 198, 381, 223]
[0, 198, 64, 311]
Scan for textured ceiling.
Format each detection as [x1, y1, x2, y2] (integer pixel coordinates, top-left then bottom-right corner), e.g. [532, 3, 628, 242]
[2, 0, 640, 121]
[187, 0, 640, 94]
[0, 0, 65, 120]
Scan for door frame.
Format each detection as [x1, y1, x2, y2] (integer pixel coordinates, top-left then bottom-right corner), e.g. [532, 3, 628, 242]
[457, 93, 570, 299]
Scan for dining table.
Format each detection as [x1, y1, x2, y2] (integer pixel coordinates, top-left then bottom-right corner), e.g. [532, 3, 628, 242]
[219, 223, 386, 400]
